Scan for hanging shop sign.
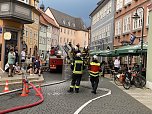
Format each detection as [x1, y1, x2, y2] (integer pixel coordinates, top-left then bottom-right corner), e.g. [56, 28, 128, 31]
[4, 32, 11, 40]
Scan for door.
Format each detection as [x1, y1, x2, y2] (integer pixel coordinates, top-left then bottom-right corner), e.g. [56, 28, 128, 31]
[4, 31, 18, 66]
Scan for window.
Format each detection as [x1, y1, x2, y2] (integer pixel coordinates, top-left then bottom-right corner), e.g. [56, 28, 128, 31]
[30, 29, 32, 38]
[132, 9, 143, 30]
[34, 15, 39, 24]
[67, 29, 69, 35]
[68, 21, 70, 26]
[108, 1, 112, 14]
[63, 20, 66, 25]
[60, 37, 62, 43]
[116, 0, 123, 11]
[72, 23, 75, 27]
[123, 14, 131, 33]
[64, 38, 66, 42]
[124, 0, 132, 6]
[60, 28, 62, 32]
[115, 19, 122, 35]
[107, 23, 111, 36]
[64, 29, 66, 34]
[147, 8, 149, 26]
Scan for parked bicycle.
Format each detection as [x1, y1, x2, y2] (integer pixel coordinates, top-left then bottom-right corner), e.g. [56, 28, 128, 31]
[123, 70, 146, 90]
[113, 70, 125, 86]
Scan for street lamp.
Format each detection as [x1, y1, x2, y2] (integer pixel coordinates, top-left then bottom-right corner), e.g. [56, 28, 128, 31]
[132, 7, 144, 76]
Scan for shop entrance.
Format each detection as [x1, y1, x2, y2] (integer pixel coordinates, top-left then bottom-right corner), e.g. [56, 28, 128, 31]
[4, 31, 18, 66]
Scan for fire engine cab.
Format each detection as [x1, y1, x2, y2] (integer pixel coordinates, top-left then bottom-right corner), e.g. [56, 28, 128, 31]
[49, 50, 63, 72]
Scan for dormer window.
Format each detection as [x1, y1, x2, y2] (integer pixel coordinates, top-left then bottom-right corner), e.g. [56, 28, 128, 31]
[68, 21, 70, 26]
[72, 23, 75, 27]
[83, 25, 86, 29]
[63, 20, 66, 25]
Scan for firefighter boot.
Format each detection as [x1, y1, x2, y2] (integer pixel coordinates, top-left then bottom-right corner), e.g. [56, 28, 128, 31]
[91, 90, 97, 94]
[67, 87, 74, 93]
[75, 88, 79, 93]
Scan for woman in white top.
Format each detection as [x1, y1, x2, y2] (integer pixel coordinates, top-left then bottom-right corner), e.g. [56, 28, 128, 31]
[114, 57, 120, 72]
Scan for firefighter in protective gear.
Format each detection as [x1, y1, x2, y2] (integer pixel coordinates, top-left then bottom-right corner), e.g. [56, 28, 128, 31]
[88, 55, 101, 94]
[68, 53, 85, 93]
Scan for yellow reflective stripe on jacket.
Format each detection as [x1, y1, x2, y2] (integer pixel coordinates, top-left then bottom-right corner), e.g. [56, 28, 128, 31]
[90, 71, 99, 74]
[75, 60, 83, 64]
[90, 62, 100, 66]
[73, 60, 83, 74]
[89, 62, 100, 76]
[73, 71, 83, 74]
[75, 86, 80, 88]
[70, 86, 74, 88]
[89, 72, 99, 77]
[90, 74, 99, 77]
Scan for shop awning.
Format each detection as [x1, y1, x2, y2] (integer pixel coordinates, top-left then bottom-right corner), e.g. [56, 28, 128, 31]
[115, 43, 147, 55]
[90, 50, 117, 57]
[98, 50, 117, 57]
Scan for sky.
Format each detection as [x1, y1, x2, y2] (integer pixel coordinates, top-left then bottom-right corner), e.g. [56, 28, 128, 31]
[41, 0, 100, 27]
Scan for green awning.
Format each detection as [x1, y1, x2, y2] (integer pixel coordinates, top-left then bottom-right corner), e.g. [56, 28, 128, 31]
[115, 43, 147, 55]
[98, 50, 117, 57]
[90, 50, 100, 56]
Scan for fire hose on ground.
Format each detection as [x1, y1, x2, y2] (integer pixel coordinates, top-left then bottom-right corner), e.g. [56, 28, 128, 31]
[0, 82, 44, 114]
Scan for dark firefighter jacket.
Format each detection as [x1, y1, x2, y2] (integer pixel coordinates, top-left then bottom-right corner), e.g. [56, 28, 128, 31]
[71, 57, 85, 74]
[88, 60, 101, 77]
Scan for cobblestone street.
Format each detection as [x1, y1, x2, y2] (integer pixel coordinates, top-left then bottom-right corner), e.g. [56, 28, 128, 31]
[0, 72, 152, 114]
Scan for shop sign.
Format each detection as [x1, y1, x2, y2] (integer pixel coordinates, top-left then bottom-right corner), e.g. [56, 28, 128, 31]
[4, 32, 11, 40]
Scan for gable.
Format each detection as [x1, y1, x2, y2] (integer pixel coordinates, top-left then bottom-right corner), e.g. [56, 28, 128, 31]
[45, 8, 59, 27]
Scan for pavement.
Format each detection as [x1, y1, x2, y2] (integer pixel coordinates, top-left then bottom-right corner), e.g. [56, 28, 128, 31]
[0, 67, 152, 113]
[0, 69, 44, 92]
[104, 74, 152, 110]
[1, 75, 151, 114]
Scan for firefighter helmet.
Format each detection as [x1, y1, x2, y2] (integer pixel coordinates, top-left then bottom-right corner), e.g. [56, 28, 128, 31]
[93, 55, 98, 60]
[57, 50, 62, 55]
[76, 53, 81, 57]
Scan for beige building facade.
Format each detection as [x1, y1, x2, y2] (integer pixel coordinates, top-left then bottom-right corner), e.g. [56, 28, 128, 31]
[45, 8, 89, 49]
[23, 0, 40, 57]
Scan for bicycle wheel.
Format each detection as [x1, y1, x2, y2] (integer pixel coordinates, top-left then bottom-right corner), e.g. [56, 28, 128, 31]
[139, 75, 146, 87]
[123, 77, 131, 90]
[134, 77, 141, 88]
[114, 74, 123, 86]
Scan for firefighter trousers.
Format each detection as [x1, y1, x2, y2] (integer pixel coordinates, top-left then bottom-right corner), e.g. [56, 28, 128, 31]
[90, 76, 99, 92]
[70, 74, 82, 90]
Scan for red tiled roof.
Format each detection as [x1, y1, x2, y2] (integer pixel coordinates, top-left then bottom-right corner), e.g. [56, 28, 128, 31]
[38, 9, 59, 28]
[40, 15, 48, 26]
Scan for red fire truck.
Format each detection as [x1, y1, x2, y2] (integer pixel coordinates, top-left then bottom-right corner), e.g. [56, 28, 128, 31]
[49, 50, 63, 72]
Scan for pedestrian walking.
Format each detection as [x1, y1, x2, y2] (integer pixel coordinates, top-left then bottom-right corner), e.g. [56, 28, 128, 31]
[68, 53, 85, 93]
[8, 48, 15, 77]
[88, 55, 101, 94]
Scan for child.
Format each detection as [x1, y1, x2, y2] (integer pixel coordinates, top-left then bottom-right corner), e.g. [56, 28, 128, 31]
[27, 63, 33, 75]
[14, 63, 22, 75]
[34, 57, 41, 76]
